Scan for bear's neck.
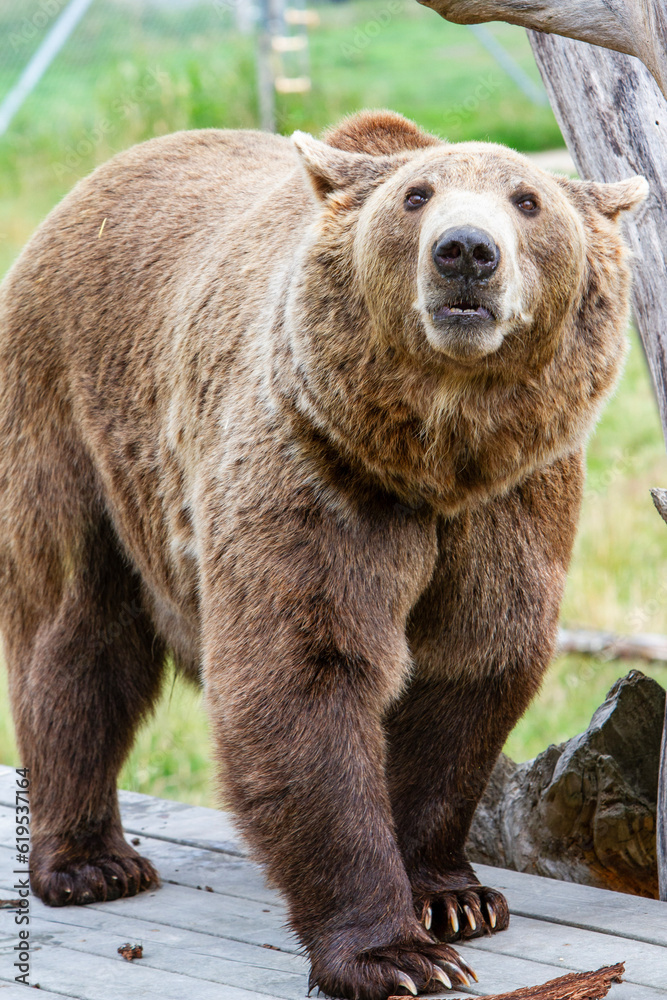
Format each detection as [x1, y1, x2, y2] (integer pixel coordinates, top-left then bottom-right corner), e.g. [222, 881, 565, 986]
[280, 260, 623, 516]
[286, 351, 581, 514]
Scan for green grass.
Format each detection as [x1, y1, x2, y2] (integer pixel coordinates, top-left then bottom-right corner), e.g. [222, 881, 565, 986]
[0, 0, 664, 801]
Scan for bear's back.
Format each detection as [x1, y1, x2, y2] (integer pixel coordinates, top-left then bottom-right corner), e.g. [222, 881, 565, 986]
[2, 128, 304, 319]
[0, 128, 310, 426]
[0, 113, 439, 378]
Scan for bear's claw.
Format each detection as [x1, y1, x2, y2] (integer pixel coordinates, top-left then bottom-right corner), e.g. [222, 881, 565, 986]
[396, 972, 417, 995]
[441, 959, 471, 986]
[431, 966, 451, 989]
[309, 939, 476, 1000]
[31, 838, 160, 907]
[420, 901, 432, 930]
[418, 884, 509, 943]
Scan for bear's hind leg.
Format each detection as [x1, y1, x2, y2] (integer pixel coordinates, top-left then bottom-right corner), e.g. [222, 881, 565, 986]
[3, 517, 165, 907]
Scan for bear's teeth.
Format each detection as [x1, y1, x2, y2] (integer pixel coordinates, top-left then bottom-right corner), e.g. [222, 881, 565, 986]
[434, 303, 493, 320]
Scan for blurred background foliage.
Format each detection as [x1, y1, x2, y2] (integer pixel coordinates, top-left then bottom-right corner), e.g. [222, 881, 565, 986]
[0, 0, 666, 806]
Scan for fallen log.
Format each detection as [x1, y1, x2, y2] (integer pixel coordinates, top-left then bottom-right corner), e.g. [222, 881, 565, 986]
[467, 670, 665, 897]
[557, 628, 667, 663]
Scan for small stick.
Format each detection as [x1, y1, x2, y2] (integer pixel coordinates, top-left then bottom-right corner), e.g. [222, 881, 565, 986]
[388, 961, 624, 1000]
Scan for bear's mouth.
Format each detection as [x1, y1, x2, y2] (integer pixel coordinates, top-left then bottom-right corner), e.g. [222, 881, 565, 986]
[432, 301, 494, 322]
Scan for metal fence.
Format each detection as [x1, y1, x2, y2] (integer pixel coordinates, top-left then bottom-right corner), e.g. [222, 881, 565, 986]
[0, 0, 547, 138]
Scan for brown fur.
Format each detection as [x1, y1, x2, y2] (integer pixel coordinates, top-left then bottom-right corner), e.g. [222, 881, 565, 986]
[0, 111, 646, 1000]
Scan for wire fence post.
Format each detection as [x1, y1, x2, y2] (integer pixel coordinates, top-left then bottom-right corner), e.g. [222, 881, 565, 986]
[468, 24, 549, 107]
[0, 0, 96, 137]
[256, 0, 276, 132]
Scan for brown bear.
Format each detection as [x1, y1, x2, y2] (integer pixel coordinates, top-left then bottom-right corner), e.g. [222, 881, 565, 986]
[0, 109, 647, 1000]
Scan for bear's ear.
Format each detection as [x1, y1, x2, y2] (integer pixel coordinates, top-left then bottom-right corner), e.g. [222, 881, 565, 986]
[560, 175, 649, 220]
[323, 110, 440, 155]
[292, 131, 391, 201]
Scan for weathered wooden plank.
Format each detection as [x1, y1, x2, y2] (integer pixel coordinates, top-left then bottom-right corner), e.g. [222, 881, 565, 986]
[0, 985, 69, 1000]
[0, 939, 290, 1000]
[0, 767, 18, 802]
[113, 835, 277, 905]
[5, 863, 664, 1000]
[3, 795, 667, 946]
[0, 909, 308, 1000]
[1, 857, 665, 996]
[0, 897, 305, 976]
[475, 864, 667, 947]
[0, 868, 295, 951]
[465, 913, 667, 990]
[118, 789, 243, 856]
[115, 834, 275, 904]
[0, 810, 16, 847]
[4, 892, 665, 1000]
[3, 767, 667, 998]
[0, 827, 275, 911]
[0, 767, 242, 857]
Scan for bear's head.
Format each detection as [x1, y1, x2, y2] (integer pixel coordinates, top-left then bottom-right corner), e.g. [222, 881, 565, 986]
[288, 111, 647, 509]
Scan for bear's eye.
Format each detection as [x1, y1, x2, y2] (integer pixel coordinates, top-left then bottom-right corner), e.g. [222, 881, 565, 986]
[405, 189, 430, 210]
[514, 194, 540, 214]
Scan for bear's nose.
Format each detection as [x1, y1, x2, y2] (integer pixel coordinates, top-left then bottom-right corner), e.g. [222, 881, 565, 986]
[432, 226, 500, 280]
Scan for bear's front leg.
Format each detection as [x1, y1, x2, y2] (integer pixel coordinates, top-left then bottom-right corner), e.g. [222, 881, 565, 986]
[385, 668, 524, 943]
[204, 618, 477, 999]
[386, 458, 582, 945]
[200, 505, 476, 1000]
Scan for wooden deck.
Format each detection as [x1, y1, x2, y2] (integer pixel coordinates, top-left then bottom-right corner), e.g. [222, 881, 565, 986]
[0, 764, 666, 998]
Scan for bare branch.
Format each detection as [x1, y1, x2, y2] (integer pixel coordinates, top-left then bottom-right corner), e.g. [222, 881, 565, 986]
[416, 0, 667, 98]
[558, 627, 667, 663]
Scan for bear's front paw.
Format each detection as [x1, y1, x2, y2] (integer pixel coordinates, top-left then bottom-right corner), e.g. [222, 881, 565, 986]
[417, 884, 509, 942]
[309, 938, 477, 1000]
[31, 833, 160, 906]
